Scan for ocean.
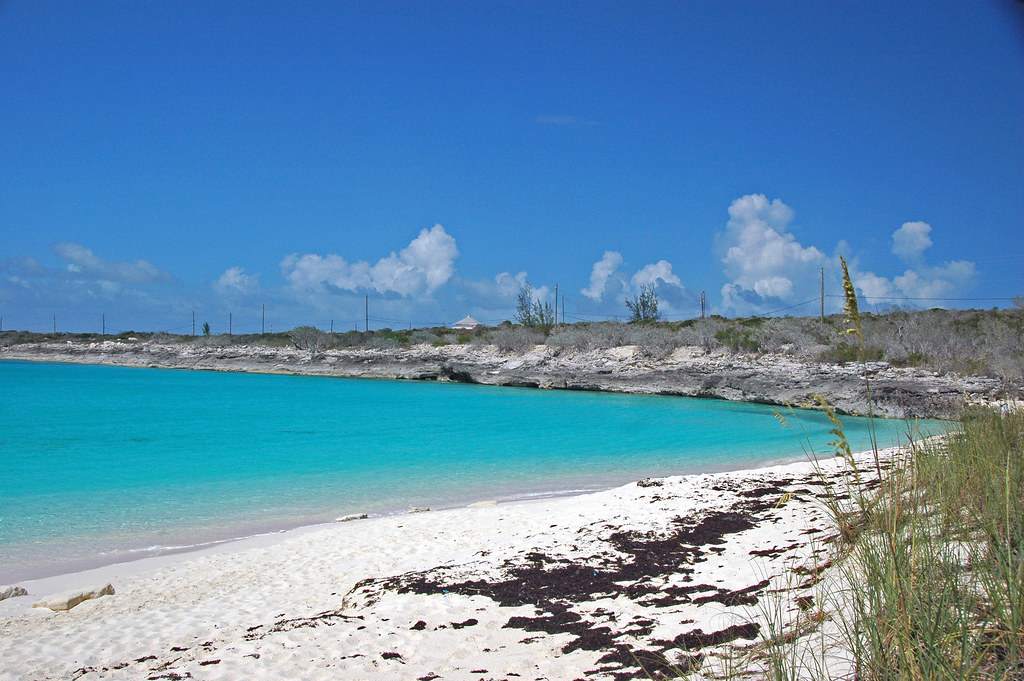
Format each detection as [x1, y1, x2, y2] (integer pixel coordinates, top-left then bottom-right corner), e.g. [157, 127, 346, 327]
[0, 359, 932, 582]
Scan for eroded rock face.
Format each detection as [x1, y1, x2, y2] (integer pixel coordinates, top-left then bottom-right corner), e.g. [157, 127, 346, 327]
[1, 340, 1011, 418]
[32, 584, 114, 611]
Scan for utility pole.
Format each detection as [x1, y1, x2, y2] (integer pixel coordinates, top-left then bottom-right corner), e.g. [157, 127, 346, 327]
[192, 310, 196, 336]
[102, 313, 105, 336]
[262, 304, 266, 335]
[820, 267, 825, 323]
[700, 291, 706, 319]
[53, 314, 56, 334]
[330, 319, 334, 334]
[554, 283, 558, 329]
[562, 295, 566, 324]
[229, 313, 233, 336]
[364, 295, 368, 332]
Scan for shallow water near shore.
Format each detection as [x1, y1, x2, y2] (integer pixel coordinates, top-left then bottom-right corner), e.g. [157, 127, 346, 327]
[0, 359, 937, 582]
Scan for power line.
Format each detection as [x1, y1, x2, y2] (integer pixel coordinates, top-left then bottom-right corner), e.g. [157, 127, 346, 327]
[753, 298, 819, 318]
[825, 294, 1018, 302]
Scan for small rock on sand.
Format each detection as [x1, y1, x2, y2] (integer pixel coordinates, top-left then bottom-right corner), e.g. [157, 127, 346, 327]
[336, 513, 369, 522]
[32, 584, 115, 611]
[0, 585, 28, 601]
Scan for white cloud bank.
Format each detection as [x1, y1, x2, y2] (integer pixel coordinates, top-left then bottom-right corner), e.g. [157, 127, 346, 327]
[714, 196, 976, 313]
[281, 224, 459, 299]
[580, 251, 689, 317]
[53, 242, 174, 285]
[850, 220, 975, 302]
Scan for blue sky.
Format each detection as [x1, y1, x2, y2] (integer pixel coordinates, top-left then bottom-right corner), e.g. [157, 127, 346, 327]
[2, 1, 1023, 334]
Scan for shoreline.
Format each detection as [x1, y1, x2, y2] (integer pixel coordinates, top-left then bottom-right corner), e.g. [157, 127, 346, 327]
[2, 337, 1011, 418]
[0, 452, 879, 681]
[1, 448, 814, 587]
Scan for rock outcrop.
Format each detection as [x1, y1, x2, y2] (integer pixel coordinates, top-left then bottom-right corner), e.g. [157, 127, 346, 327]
[1, 339, 1014, 418]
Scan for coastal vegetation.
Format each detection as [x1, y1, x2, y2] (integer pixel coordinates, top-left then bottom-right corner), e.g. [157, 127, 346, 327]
[626, 283, 662, 323]
[2, 306, 1021, 384]
[729, 408, 1024, 681]
[515, 282, 556, 331]
[735, 263, 1024, 680]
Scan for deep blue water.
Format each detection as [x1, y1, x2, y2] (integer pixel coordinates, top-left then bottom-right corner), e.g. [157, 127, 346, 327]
[0, 359, 933, 582]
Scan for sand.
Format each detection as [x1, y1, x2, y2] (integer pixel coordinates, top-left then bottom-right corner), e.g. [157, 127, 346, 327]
[0, 453, 873, 681]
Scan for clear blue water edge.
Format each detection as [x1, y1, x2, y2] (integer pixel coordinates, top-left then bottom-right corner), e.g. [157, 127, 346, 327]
[0, 359, 943, 582]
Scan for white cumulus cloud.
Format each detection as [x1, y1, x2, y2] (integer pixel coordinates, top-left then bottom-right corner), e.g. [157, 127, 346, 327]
[718, 194, 826, 313]
[581, 251, 685, 304]
[582, 251, 624, 300]
[494, 271, 529, 297]
[630, 260, 681, 290]
[281, 224, 459, 299]
[844, 264, 897, 301]
[891, 221, 933, 261]
[213, 266, 260, 296]
[752, 275, 794, 299]
[577, 251, 692, 317]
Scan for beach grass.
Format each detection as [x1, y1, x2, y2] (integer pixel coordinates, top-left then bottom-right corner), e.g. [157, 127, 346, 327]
[767, 405, 1024, 681]
[733, 259, 1024, 681]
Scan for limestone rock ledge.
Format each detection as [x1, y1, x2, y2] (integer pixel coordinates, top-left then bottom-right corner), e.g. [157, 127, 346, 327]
[1, 340, 1014, 419]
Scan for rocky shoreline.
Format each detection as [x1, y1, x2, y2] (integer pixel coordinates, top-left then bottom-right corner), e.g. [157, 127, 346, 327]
[2, 338, 1013, 418]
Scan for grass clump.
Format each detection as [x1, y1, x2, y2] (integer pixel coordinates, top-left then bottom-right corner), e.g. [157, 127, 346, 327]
[821, 408, 1024, 681]
[756, 258, 1024, 681]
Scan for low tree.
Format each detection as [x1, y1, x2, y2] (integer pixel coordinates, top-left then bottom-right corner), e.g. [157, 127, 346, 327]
[291, 325, 328, 357]
[516, 284, 555, 331]
[516, 284, 537, 326]
[202, 322, 211, 336]
[626, 284, 661, 323]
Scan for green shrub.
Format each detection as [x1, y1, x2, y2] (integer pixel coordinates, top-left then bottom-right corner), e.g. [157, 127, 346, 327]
[487, 327, 545, 353]
[374, 330, 409, 345]
[409, 329, 443, 346]
[714, 327, 759, 353]
[891, 351, 929, 368]
[546, 324, 596, 351]
[820, 342, 883, 364]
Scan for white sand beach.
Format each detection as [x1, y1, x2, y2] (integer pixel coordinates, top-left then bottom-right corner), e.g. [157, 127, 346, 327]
[0, 453, 874, 681]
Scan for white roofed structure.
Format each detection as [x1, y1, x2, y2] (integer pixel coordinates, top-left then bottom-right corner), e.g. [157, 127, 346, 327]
[453, 315, 481, 330]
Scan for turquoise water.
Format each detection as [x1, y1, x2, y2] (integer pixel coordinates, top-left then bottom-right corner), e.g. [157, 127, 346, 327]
[0, 360, 934, 582]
